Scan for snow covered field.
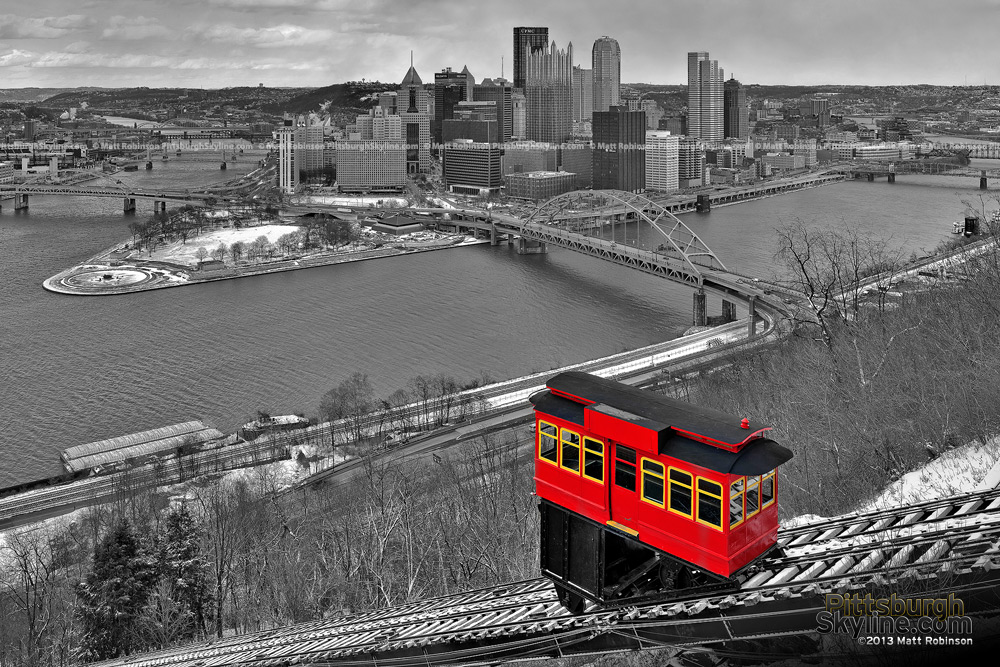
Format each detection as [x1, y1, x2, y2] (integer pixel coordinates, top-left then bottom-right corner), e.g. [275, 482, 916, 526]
[144, 224, 302, 267]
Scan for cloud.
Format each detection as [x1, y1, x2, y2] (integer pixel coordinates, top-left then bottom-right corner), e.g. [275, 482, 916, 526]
[0, 14, 94, 39]
[0, 49, 35, 66]
[100, 16, 174, 40]
[192, 23, 334, 48]
[206, 0, 355, 9]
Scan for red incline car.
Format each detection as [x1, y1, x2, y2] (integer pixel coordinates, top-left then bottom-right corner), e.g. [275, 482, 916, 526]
[531, 371, 794, 613]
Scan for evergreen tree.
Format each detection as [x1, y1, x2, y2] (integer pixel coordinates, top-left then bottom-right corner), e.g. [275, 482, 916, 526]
[75, 518, 156, 662]
[149, 503, 212, 645]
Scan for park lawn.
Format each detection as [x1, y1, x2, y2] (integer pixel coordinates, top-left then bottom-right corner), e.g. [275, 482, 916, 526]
[147, 224, 302, 267]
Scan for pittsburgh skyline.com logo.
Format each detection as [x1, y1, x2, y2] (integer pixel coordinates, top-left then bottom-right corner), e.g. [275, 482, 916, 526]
[816, 593, 974, 647]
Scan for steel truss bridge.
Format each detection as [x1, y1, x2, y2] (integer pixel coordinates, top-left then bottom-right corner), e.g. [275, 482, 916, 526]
[437, 190, 738, 290]
[94, 486, 1000, 666]
[425, 190, 768, 328]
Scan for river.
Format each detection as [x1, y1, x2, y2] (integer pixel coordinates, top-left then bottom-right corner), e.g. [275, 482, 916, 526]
[0, 161, 994, 487]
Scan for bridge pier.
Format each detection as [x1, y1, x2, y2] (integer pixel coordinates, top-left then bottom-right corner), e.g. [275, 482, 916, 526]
[490, 227, 500, 246]
[123, 197, 136, 213]
[747, 296, 757, 339]
[154, 200, 167, 213]
[981, 171, 988, 190]
[516, 238, 547, 255]
[722, 299, 737, 323]
[867, 173, 875, 182]
[693, 289, 707, 327]
[696, 194, 712, 213]
[13, 193, 28, 210]
[887, 173, 895, 183]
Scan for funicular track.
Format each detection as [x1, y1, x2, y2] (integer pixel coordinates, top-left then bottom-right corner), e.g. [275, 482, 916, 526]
[96, 488, 1000, 667]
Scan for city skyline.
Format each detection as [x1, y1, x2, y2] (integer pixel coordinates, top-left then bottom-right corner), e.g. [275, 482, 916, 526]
[1, 0, 999, 89]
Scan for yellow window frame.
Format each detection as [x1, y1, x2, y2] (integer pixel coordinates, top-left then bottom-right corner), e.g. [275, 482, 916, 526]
[729, 477, 746, 528]
[537, 420, 559, 466]
[667, 467, 694, 519]
[761, 470, 776, 508]
[746, 476, 761, 518]
[559, 428, 581, 474]
[582, 438, 605, 484]
[639, 458, 665, 508]
[695, 477, 723, 531]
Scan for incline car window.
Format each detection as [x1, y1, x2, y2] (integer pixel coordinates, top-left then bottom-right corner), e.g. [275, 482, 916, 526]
[641, 459, 665, 507]
[560, 429, 581, 472]
[746, 476, 760, 517]
[614, 446, 636, 491]
[538, 421, 558, 464]
[696, 478, 723, 529]
[761, 470, 776, 507]
[583, 438, 604, 483]
[669, 468, 693, 517]
[730, 478, 745, 527]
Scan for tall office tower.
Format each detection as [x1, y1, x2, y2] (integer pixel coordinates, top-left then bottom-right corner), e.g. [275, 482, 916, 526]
[592, 106, 645, 192]
[678, 136, 706, 187]
[645, 131, 679, 192]
[399, 64, 431, 173]
[572, 66, 593, 121]
[591, 36, 621, 113]
[296, 121, 325, 176]
[473, 78, 513, 142]
[640, 99, 663, 130]
[687, 51, 724, 142]
[513, 27, 549, 91]
[511, 92, 527, 139]
[378, 92, 398, 115]
[336, 107, 405, 192]
[277, 118, 296, 194]
[434, 67, 474, 145]
[446, 101, 500, 144]
[723, 77, 748, 139]
[525, 40, 574, 144]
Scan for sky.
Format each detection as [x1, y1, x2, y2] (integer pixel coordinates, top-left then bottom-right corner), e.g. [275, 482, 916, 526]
[1, 0, 998, 89]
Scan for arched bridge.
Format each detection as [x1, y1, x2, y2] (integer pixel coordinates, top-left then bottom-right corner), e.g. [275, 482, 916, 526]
[514, 189, 727, 288]
[417, 190, 774, 331]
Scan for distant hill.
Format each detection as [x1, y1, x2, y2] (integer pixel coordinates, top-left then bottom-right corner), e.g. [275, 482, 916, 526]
[0, 88, 102, 103]
[268, 81, 392, 116]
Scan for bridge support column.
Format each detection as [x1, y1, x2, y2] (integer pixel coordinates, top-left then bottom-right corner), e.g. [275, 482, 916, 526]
[747, 296, 757, 339]
[516, 238, 547, 255]
[14, 193, 28, 210]
[721, 299, 737, 323]
[692, 290, 707, 327]
[867, 173, 875, 182]
[123, 197, 136, 213]
[490, 227, 500, 246]
[981, 171, 988, 190]
[887, 173, 895, 183]
[154, 200, 166, 213]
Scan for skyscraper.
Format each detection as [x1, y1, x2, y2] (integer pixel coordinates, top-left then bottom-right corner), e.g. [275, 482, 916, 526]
[399, 63, 431, 173]
[592, 36, 621, 114]
[525, 40, 574, 144]
[433, 67, 474, 145]
[473, 78, 513, 142]
[572, 66, 593, 122]
[723, 77, 748, 139]
[337, 107, 405, 192]
[645, 131, 679, 192]
[592, 106, 645, 193]
[513, 27, 549, 92]
[687, 52, 724, 142]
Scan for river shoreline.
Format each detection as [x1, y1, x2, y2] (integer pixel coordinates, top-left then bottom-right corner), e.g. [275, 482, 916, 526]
[41, 174, 848, 296]
[42, 235, 491, 296]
